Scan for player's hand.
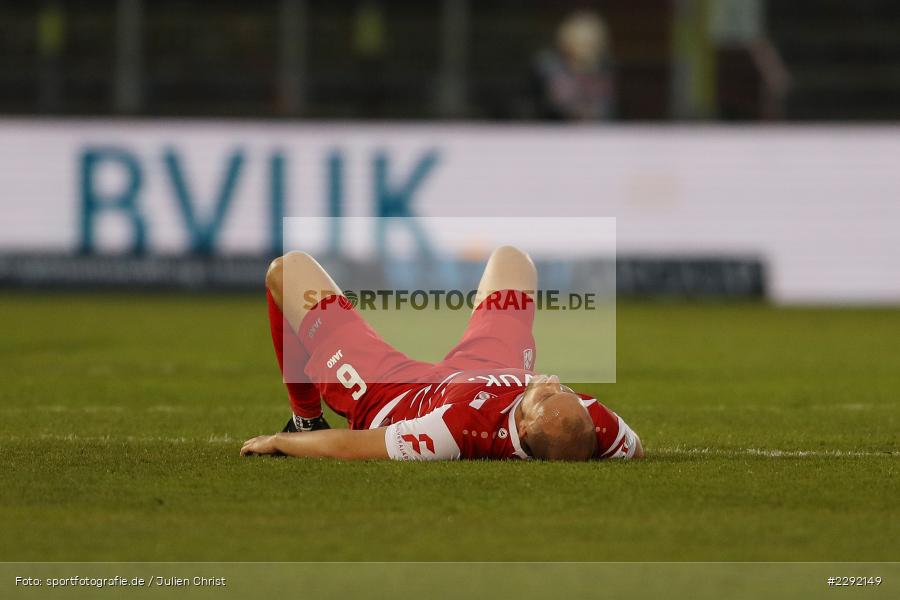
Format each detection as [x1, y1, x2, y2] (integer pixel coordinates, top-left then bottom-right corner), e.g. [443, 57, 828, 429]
[240, 434, 280, 456]
[520, 374, 565, 417]
[523, 373, 561, 400]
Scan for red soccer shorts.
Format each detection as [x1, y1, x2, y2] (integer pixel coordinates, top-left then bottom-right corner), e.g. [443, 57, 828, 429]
[297, 290, 536, 428]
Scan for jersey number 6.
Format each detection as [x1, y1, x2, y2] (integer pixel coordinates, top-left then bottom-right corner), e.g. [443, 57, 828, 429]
[336, 363, 367, 400]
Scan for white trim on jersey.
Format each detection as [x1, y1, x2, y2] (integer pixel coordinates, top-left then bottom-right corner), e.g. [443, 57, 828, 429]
[506, 396, 530, 460]
[368, 390, 411, 429]
[600, 416, 627, 457]
[434, 370, 462, 394]
[600, 415, 639, 459]
[411, 385, 433, 416]
[501, 393, 524, 414]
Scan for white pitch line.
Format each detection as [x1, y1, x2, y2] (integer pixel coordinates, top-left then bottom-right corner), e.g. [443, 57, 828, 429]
[0, 405, 279, 415]
[0, 403, 889, 416]
[0, 404, 255, 415]
[0, 434, 896, 458]
[652, 447, 898, 458]
[0, 406, 126, 414]
[0, 433, 237, 444]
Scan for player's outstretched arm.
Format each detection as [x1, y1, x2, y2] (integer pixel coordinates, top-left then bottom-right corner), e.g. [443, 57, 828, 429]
[240, 428, 389, 460]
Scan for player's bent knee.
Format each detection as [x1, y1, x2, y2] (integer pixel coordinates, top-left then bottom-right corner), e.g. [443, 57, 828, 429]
[268, 251, 318, 291]
[265, 256, 285, 295]
[491, 245, 533, 266]
[281, 250, 317, 271]
[489, 245, 536, 276]
[492, 245, 526, 259]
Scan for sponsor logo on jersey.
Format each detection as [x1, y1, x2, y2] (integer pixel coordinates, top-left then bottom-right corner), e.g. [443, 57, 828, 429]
[523, 348, 534, 370]
[468, 373, 525, 387]
[470, 390, 497, 409]
[325, 349, 344, 368]
[307, 317, 322, 339]
[401, 434, 435, 455]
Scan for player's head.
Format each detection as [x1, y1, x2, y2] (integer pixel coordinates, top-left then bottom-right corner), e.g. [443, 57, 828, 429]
[517, 374, 596, 461]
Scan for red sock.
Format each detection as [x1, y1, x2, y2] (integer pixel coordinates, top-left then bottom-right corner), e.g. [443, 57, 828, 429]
[266, 290, 322, 418]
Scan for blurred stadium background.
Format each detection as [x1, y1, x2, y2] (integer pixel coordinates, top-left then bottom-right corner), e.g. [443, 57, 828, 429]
[5, 0, 900, 120]
[1, 0, 900, 575]
[1, 0, 899, 302]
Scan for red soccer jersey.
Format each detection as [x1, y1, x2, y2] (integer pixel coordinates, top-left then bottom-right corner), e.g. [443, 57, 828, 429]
[376, 369, 640, 461]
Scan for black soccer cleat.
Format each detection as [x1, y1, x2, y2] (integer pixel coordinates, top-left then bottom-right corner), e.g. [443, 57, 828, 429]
[282, 414, 331, 433]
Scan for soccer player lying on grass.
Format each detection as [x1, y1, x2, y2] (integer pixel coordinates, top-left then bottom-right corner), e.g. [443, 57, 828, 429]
[241, 246, 642, 461]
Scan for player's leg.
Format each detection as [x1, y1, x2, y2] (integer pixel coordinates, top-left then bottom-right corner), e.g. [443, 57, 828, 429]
[265, 252, 339, 430]
[472, 245, 537, 311]
[441, 246, 539, 372]
[267, 251, 342, 334]
[267, 251, 434, 429]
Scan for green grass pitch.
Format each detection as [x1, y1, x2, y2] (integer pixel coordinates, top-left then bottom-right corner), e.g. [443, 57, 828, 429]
[0, 293, 898, 562]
